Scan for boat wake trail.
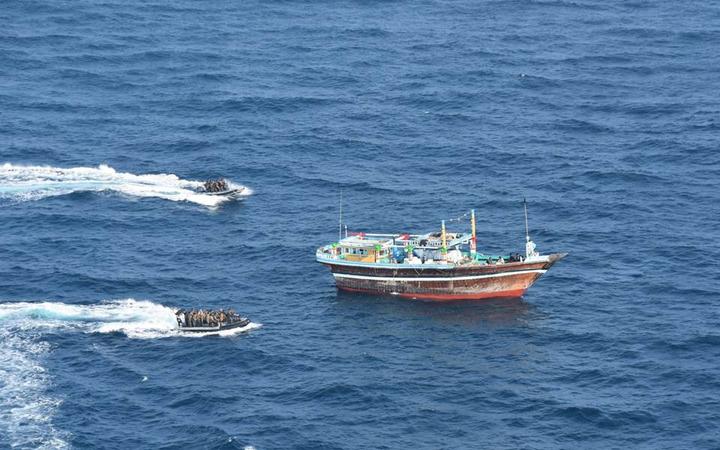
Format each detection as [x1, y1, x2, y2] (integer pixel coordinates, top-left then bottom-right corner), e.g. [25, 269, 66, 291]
[0, 163, 252, 207]
[0, 329, 69, 450]
[0, 299, 260, 447]
[0, 299, 260, 339]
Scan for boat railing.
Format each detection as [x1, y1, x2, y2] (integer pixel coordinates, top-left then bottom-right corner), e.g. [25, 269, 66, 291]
[317, 240, 473, 259]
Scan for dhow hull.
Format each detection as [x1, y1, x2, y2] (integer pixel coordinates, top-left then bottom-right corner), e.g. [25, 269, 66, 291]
[322, 253, 566, 301]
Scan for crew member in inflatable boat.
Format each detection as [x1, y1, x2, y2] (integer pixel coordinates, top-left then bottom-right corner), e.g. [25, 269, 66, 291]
[203, 179, 229, 193]
[175, 308, 250, 332]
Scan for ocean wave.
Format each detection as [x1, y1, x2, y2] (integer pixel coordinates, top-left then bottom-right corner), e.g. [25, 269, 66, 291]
[555, 405, 657, 427]
[0, 163, 252, 207]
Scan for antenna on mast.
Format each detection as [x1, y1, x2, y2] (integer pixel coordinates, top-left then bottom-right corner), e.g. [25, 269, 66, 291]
[338, 190, 343, 242]
[523, 197, 530, 243]
[470, 209, 477, 256]
[523, 198, 538, 259]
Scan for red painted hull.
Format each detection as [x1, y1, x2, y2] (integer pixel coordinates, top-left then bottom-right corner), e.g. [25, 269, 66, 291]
[338, 286, 527, 301]
[322, 253, 566, 301]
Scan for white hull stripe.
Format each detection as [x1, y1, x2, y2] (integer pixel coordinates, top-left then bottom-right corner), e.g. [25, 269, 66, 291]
[332, 269, 546, 282]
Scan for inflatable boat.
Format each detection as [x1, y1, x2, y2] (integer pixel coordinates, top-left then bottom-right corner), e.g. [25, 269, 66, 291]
[204, 187, 246, 197]
[199, 178, 245, 197]
[175, 309, 250, 333]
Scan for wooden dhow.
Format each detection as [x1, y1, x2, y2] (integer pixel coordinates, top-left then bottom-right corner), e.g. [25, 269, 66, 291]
[316, 204, 566, 301]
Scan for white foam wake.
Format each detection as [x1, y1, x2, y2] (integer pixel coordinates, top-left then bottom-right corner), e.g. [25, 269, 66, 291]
[0, 329, 69, 449]
[0, 299, 260, 339]
[0, 163, 252, 207]
[0, 299, 180, 339]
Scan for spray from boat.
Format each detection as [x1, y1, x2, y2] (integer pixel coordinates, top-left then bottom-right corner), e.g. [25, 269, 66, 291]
[0, 299, 260, 339]
[0, 163, 251, 207]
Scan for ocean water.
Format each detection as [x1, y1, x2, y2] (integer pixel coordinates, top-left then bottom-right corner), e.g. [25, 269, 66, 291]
[1, 0, 719, 448]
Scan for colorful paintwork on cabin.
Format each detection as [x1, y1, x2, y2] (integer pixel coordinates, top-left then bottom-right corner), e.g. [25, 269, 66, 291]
[334, 236, 392, 263]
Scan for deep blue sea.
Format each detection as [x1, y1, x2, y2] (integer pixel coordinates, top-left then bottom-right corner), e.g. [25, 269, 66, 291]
[1, 0, 719, 448]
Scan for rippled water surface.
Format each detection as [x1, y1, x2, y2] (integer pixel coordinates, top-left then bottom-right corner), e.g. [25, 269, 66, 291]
[1, 0, 719, 448]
